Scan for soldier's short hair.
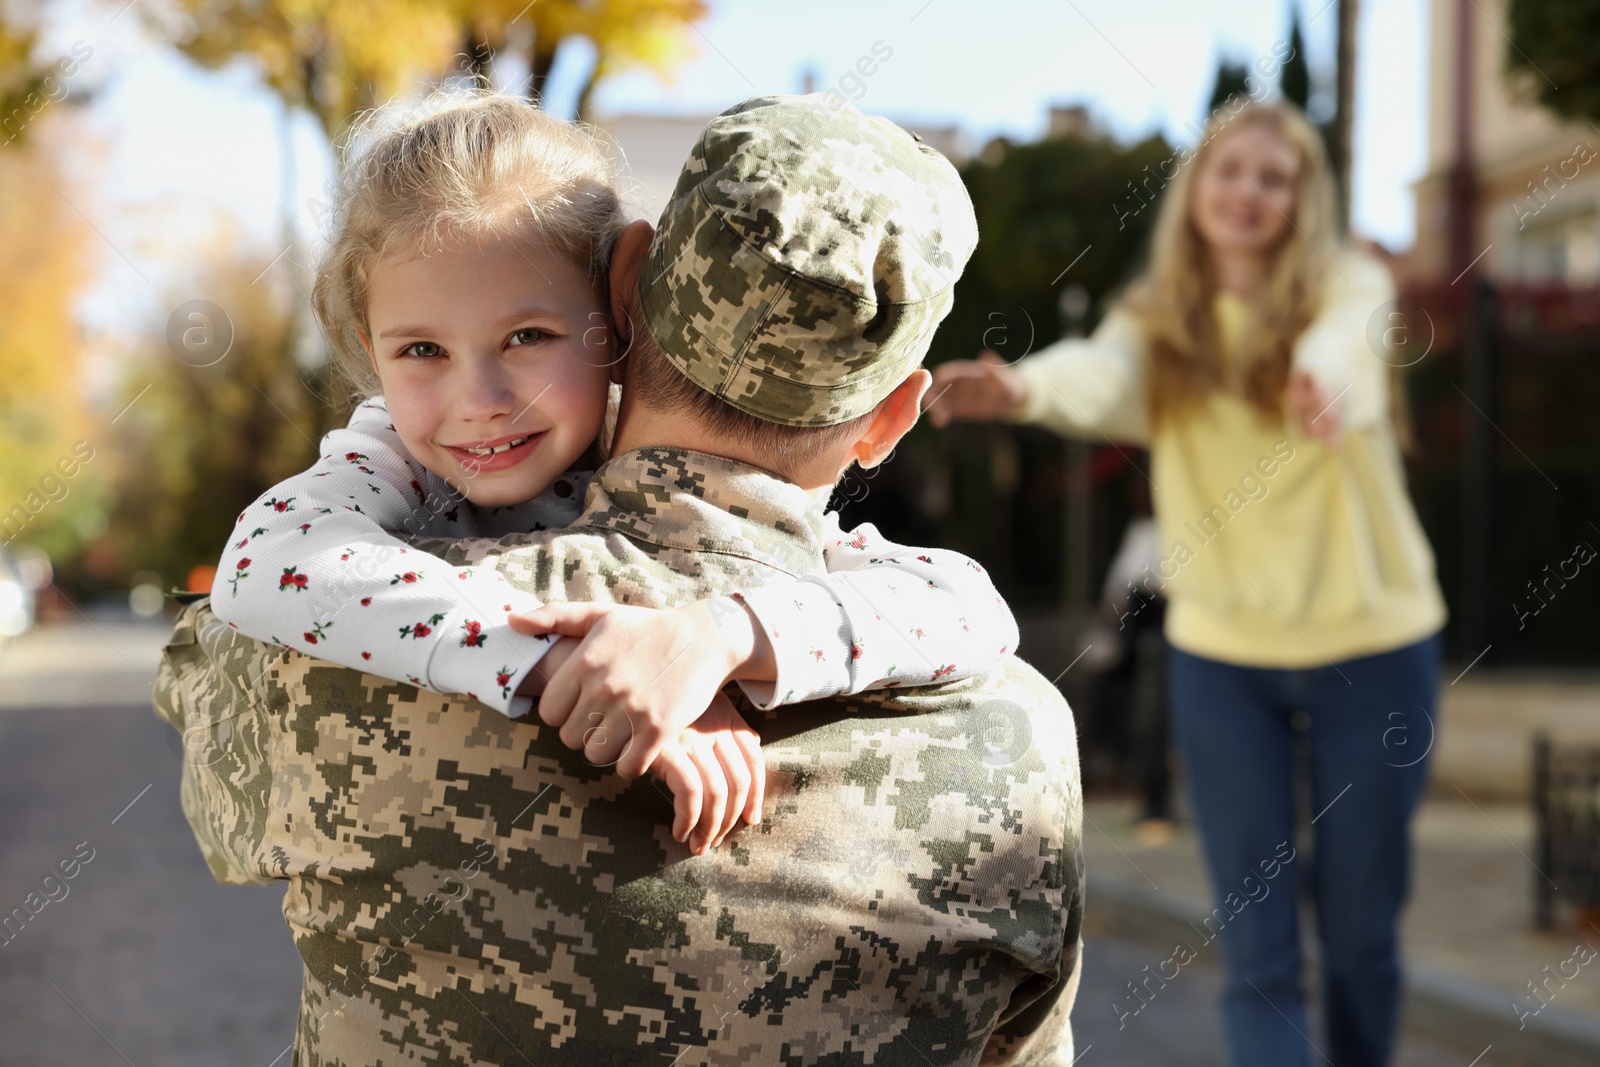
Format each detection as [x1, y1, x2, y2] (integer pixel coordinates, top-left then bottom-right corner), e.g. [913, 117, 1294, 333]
[629, 325, 876, 482]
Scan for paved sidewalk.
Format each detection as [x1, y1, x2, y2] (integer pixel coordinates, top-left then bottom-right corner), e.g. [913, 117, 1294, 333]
[0, 611, 169, 710]
[1084, 797, 1600, 1067]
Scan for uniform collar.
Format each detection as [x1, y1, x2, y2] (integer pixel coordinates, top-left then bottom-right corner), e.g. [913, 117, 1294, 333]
[577, 447, 829, 578]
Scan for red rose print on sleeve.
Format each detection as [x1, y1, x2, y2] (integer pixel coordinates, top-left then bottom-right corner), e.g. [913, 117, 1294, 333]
[399, 613, 445, 640]
[228, 557, 251, 597]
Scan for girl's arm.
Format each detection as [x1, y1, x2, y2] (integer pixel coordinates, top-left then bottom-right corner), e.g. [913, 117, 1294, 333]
[211, 397, 559, 716]
[1289, 250, 1396, 433]
[729, 515, 1020, 708]
[513, 519, 1020, 778]
[1009, 308, 1151, 445]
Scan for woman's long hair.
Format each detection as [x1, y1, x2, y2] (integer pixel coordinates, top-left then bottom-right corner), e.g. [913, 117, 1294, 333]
[1124, 101, 1339, 430]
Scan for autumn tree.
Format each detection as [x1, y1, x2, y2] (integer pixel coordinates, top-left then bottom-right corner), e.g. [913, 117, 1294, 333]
[96, 247, 331, 594]
[154, 0, 708, 136]
[0, 17, 95, 146]
[0, 128, 99, 562]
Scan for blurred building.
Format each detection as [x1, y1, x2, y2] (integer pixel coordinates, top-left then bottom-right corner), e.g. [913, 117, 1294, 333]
[1047, 104, 1093, 141]
[595, 112, 719, 224]
[1412, 0, 1600, 283]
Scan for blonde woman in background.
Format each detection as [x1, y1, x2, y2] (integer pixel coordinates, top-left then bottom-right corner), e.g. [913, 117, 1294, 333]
[928, 101, 1446, 1067]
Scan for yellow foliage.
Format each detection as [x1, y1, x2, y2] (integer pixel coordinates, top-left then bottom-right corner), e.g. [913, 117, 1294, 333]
[0, 129, 94, 540]
[158, 0, 707, 135]
[100, 247, 342, 589]
[164, 0, 461, 134]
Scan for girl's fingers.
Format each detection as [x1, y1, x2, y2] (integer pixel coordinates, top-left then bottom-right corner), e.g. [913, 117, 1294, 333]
[535, 654, 582, 730]
[730, 725, 765, 827]
[581, 707, 632, 767]
[689, 742, 729, 856]
[615, 725, 662, 781]
[711, 732, 750, 848]
[506, 612, 546, 636]
[926, 362, 976, 408]
[509, 602, 612, 638]
[927, 356, 1024, 425]
[654, 748, 700, 844]
[558, 686, 600, 750]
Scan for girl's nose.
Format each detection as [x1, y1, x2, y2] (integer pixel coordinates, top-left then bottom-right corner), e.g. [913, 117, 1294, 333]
[455, 359, 516, 423]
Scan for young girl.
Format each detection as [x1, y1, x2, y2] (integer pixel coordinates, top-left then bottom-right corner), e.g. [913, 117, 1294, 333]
[212, 91, 1017, 851]
[929, 102, 1445, 1067]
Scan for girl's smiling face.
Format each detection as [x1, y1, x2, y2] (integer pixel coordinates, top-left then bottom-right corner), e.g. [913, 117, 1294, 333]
[1190, 122, 1300, 256]
[363, 235, 615, 508]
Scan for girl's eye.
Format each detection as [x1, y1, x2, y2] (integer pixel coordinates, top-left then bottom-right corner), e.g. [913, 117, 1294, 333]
[400, 342, 443, 359]
[509, 327, 546, 347]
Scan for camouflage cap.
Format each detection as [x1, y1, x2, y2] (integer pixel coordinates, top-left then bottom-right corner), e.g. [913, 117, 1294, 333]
[638, 94, 978, 427]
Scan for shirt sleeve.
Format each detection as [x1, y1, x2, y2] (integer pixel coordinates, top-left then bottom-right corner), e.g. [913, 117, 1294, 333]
[210, 397, 556, 717]
[731, 515, 1021, 709]
[1012, 307, 1151, 446]
[1290, 250, 1396, 431]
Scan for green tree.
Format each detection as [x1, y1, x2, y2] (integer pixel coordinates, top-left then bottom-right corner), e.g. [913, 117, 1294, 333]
[1206, 59, 1252, 112]
[882, 126, 1173, 604]
[930, 130, 1174, 370]
[1280, 5, 1310, 110]
[1506, 0, 1600, 123]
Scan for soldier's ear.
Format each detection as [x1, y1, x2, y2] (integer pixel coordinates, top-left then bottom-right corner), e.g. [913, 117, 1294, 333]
[608, 220, 654, 359]
[851, 370, 930, 470]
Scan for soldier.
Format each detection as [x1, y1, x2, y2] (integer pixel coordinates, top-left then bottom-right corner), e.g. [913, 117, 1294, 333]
[156, 95, 1084, 1066]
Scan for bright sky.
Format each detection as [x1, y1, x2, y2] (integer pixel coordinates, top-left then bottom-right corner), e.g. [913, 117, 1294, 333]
[47, 0, 1430, 349]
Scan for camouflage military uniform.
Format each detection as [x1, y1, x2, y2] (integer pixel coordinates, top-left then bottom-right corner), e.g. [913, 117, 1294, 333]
[155, 447, 1084, 1065]
[156, 94, 1085, 1065]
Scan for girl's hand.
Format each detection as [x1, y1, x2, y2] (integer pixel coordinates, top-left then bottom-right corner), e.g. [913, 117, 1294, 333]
[925, 352, 1030, 427]
[508, 598, 771, 780]
[1287, 369, 1343, 447]
[650, 694, 764, 854]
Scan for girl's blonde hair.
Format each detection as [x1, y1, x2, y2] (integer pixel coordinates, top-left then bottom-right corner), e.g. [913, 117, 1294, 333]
[312, 89, 632, 400]
[1124, 100, 1338, 430]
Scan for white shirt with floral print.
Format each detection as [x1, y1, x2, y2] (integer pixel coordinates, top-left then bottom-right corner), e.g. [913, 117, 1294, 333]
[213, 397, 1019, 717]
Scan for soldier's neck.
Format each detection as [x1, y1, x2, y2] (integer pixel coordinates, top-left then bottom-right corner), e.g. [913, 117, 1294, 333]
[610, 405, 849, 499]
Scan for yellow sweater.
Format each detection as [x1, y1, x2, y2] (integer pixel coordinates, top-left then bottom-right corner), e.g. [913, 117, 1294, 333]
[1013, 251, 1447, 668]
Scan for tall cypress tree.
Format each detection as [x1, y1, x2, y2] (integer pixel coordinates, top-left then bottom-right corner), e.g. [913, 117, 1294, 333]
[1280, 5, 1311, 110]
[1206, 59, 1252, 112]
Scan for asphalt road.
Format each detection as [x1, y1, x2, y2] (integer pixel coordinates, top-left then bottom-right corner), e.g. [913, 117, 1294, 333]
[0, 699, 301, 1066]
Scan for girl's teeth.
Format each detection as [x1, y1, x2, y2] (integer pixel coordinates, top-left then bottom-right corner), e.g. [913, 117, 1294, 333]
[463, 435, 529, 456]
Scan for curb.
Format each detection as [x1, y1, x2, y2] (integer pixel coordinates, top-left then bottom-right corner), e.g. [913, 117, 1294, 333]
[1087, 871, 1600, 1067]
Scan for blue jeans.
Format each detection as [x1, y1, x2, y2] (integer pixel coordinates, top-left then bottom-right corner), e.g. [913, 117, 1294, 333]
[1167, 632, 1442, 1067]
